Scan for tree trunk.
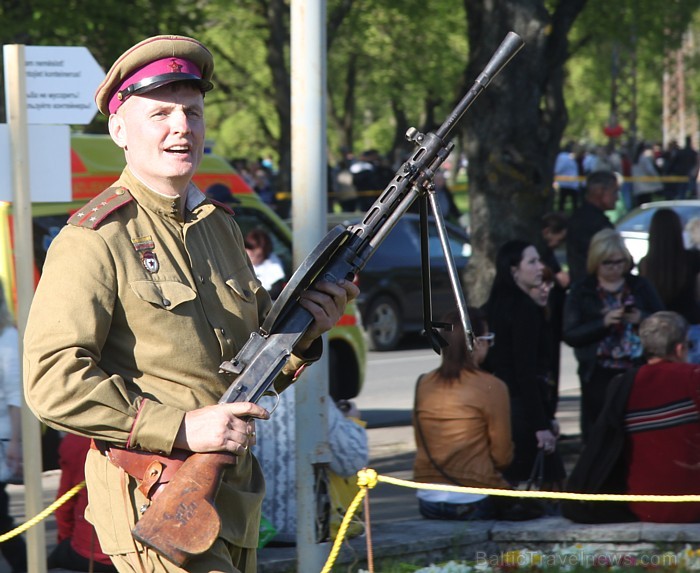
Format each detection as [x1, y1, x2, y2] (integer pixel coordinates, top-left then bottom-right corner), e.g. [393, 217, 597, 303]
[263, 0, 292, 199]
[329, 52, 358, 156]
[461, 0, 587, 306]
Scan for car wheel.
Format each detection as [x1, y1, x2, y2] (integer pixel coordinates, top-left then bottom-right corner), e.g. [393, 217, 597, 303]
[365, 296, 402, 351]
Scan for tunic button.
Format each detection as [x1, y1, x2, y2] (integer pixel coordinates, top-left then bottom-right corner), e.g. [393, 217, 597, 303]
[200, 276, 206, 284]
[220, 328, 226, 336]
[162, 299, 171, 307]
[115, 188, 125, 196]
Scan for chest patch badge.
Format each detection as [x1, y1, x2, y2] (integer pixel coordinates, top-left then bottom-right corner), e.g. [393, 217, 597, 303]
[132, 236, 156, 251]
[132, 236, 159, 274]
[141, 251, 159, 274]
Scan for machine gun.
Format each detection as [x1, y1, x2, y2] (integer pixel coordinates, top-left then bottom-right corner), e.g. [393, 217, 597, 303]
[132, 31, 524, 565]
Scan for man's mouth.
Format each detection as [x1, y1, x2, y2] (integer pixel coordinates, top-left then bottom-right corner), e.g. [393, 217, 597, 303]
[165, 145, 190, 154]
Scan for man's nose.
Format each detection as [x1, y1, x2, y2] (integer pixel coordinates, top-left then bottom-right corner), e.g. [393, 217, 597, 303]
[172, 110, 192, 133]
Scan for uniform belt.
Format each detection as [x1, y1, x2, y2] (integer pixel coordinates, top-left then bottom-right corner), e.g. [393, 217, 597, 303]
[90, 439, 191, 499]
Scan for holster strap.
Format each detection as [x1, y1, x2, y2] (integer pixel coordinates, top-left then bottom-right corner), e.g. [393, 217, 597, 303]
[91, 439, 191, 499]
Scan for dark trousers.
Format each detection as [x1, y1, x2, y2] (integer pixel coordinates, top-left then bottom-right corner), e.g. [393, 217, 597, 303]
[558, 187, 580, 212]
[0, 483, 26, 573]
[581, 365, 626, 442]
[418, 496, 497, 520]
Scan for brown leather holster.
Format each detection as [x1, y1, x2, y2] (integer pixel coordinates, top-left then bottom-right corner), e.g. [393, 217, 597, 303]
[91, 439, 191, 499]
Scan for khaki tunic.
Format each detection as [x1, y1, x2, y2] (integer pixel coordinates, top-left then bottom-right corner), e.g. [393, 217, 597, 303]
[24, 168, 311, 555]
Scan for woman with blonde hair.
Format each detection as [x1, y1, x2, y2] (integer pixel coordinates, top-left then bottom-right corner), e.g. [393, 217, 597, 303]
[563, 229, 663, 440]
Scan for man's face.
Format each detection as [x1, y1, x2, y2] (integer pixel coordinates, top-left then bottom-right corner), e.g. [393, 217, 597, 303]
[109, 83, 205, 196]
[600, 183, 620, 210]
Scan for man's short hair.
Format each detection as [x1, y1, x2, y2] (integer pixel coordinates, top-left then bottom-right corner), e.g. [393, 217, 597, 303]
[586, 170, 618, 193]
[639, 311, 688, 359]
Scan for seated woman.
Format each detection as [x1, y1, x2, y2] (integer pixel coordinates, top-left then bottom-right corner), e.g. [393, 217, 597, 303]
[412, 307, 513, 521]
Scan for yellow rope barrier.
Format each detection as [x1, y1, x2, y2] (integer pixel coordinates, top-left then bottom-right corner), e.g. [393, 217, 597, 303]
[321, 469, 378, 573]
[376, 474, 700, 503]
[0, 481, 85, 543]
[321, 468, 700, 573]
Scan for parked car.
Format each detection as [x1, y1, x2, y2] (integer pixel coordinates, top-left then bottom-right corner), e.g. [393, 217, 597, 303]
[3, 134, 365, 401]
[616, 200, 700, 267]
[292, 212, 471, 351]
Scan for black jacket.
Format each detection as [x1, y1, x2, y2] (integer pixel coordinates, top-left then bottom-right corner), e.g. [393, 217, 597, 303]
[565, 201, 613, 285]
[561, 369, 639, 523]
[562, 274, 664, 385]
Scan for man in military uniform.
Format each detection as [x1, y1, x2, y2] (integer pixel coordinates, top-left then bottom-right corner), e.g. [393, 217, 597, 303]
[23, 35, 357, 573]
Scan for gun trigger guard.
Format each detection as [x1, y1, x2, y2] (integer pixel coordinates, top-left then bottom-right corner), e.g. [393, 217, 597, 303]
[138, 460, 163, 499]
[263, 387, 281, 417]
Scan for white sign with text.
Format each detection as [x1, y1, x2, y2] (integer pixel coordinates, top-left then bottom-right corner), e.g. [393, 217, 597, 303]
[24, 46, 105, 125]
[0, 124, 71, 202]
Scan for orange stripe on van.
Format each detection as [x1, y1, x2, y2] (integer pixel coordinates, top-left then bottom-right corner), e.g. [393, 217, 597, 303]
[336, 313, 357, 327]
[71, 149, 88, 173]
[71, 173, 253, 201]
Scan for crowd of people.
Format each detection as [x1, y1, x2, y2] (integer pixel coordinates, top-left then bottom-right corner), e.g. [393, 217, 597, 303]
[412, 167, 700, 526]
[233, 148, 464, 223]
[553, 137, 700, 213]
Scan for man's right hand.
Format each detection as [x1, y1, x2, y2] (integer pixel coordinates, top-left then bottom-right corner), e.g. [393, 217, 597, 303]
[174, 402, 270, 455]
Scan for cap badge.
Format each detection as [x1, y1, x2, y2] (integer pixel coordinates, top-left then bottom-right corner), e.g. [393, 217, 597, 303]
[168, 59, 183, 73]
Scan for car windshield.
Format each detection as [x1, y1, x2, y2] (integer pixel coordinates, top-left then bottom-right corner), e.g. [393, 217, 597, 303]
[617, 204, 700, 232]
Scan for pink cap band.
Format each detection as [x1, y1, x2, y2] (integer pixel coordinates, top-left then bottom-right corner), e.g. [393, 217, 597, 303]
[108, 57, 203, 114]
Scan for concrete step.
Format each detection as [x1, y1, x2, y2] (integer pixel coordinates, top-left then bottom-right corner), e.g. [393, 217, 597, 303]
[258, 517, 700, 573]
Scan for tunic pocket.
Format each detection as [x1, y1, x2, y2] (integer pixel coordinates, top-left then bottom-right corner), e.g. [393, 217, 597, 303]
[130, 280, 196, 310]
[225, 275, 261, 304]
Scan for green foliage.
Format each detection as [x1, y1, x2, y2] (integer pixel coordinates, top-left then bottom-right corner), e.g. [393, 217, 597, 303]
[0, 0, 206, 126]
[326, 0, 468, 159]
[563, 0, 700, 147]
[3, 0, 700, 167]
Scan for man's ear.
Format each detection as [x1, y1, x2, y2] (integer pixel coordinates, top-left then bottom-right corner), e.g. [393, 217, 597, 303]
[675, 341, 689, 362]
[108, 113, 127, 149]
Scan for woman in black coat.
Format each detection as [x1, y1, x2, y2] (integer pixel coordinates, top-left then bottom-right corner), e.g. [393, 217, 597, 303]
[563, 228, 664, 441]
[484, 240, 565, 487]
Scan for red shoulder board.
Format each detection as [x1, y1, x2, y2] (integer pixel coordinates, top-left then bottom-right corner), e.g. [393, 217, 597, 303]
[68, 187, 134, 229]
[209, 199, 235, 215]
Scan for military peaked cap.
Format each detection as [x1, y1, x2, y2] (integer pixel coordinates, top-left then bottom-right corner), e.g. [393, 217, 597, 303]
[95, 35, 214, 116]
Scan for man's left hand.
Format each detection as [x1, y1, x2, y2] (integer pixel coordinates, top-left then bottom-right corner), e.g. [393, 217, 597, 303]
[295, 278, 359, 353]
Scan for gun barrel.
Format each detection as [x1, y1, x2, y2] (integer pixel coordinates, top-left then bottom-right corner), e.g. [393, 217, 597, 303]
[436, 31, 524, 141]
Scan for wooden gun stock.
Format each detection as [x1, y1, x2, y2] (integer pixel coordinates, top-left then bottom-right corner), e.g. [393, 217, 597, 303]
[131, 451, 237, 566]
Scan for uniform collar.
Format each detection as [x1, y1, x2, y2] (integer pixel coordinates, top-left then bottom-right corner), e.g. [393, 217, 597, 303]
[118, 167, 207, 220]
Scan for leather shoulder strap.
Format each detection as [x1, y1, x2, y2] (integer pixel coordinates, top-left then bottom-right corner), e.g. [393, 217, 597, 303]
[208, 198, 235, 215]
[68, 186, 133, 229]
